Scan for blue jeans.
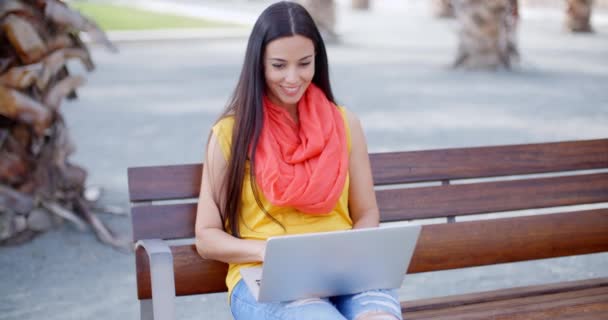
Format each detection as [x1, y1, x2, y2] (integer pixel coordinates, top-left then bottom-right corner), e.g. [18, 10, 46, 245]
[230, 280, 403, 320]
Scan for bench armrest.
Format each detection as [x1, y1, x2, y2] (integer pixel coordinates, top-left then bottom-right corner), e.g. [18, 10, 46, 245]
[136, 239, 176, 320]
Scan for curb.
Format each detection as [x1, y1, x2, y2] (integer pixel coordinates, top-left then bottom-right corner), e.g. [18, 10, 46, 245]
[82, 27, 251, 44]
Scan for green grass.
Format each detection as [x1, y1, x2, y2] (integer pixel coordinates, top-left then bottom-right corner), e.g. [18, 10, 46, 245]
[69, 2, 238, 31]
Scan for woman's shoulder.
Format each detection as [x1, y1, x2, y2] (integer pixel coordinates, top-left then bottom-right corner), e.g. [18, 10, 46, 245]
[211, 115, 235, 160]
[336, 106, 361, 131]
[213, 114, 235, 130]
[336, 106, 360, 152]
[212, 114, 236, 139]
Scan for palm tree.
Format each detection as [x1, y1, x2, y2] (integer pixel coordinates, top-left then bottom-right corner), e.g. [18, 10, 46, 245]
[299, 0, 337, 39]
[433, 0, 455, 18]
[565, 0, 593, 32]
[452, 0, 519, 70]
[352, 0, 370, 10]
[0, 0, 122, 247]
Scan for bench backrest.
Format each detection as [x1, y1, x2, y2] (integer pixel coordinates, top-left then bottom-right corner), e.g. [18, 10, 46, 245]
[128, 139, 608, 300]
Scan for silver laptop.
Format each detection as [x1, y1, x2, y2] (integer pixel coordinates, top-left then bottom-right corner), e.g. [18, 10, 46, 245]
[240, 224, 421, 303]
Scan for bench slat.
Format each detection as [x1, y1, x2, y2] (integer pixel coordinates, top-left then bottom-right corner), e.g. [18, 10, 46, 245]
[377, 172, 608, 221]
[135, 209, 608, 299]
[554, 310, 608, 320]
[135, 244, 228, 299]
[556, 310, 608, 320]
[127, 139, 608, 202]
[131, 203, 196, 241]
[128, 164, 202, 202]
[131, 172, 608, 241]
[371, 138, 608, 185]
[401, 277, 608, 313]
[403, 286, 608, 319]
[408, 209, 608, 273]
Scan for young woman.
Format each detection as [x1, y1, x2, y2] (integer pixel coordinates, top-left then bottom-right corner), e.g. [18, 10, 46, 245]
[195, 2, 402, 319]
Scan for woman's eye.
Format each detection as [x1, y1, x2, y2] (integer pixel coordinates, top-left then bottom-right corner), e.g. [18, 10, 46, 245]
[300, 62, 311, 67]
[272, 64, 285, 69]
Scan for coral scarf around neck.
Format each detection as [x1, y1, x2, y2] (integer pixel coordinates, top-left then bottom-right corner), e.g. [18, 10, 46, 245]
[254, 84, 348, 215]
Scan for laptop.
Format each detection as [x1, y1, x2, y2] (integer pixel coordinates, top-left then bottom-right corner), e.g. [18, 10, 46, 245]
[240, 224, 421, 303]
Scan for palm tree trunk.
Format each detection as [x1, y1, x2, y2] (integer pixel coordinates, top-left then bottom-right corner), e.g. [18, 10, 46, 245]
[352, 0, 370, 10]
[0, 0, 124, 248]
[452, 0, 519, 70]
[565, 0, 593, 32]
[433, 0, 455, 18]
[299, 0, 337, 38]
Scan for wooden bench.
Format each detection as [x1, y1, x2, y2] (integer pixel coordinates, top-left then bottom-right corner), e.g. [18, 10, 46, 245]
[128, 138, 608, 320]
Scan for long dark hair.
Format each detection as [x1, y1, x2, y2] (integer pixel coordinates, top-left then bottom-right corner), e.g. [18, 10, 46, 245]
[216, 1, 336, 237]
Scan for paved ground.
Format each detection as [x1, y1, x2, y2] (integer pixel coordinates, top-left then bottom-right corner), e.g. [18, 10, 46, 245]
[1, 1, 608, 319]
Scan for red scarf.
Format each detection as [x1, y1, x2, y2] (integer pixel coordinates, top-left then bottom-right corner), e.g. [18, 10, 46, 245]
[254, 84, 348, 214]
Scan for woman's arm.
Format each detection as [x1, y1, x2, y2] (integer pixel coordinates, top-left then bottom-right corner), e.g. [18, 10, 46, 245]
[345, 110, 380, 229]
[194, 133, 266, 263]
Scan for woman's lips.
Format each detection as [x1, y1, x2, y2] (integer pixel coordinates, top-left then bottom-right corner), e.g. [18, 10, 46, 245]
[281, 85, 300, 97]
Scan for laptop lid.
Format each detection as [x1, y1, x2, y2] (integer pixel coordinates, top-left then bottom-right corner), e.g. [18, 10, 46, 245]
[245, 224, 421, 303]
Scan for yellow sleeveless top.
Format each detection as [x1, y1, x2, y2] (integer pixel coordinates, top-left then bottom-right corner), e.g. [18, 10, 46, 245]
[211, 106, 353, 296]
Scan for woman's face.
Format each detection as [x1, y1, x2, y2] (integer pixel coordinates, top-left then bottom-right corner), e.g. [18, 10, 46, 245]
[264, 35, 315, 110]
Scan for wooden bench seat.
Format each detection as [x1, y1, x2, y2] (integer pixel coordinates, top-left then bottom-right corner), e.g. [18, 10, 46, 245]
[402, 277, 608, 319]
[128, 138, 608, 319]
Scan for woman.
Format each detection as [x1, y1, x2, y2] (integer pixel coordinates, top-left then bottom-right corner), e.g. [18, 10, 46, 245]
[195, 2, 402, 319]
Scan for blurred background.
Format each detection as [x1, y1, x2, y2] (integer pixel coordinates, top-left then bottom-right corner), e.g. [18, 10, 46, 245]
[1, 0, 607, 319]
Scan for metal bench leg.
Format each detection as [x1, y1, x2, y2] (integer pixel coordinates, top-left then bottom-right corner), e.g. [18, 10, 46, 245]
[136, 239, 176, 320]
[140, 299, 153, 320]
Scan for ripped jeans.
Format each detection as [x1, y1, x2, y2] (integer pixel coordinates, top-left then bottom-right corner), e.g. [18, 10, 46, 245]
[230, 279, 403, 320]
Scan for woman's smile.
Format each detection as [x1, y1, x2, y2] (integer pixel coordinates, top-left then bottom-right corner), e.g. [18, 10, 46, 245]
[280, 85, 301, 97]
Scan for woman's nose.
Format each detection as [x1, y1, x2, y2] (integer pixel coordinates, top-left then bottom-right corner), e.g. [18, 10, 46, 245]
[285, 67, 299, 83]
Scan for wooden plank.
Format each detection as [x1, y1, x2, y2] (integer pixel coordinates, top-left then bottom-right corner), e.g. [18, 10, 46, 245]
[370, 138, 608, 185]
[504, 303, 608, 320]
[127, 164, 201, 202]
[378, 172, 608, 221]
[126, 139, 608, 201]
[404, 286, 608, 319]
[131, 172, 608, 240]
[402, 278, 608, 313]
[135, 209, 608, 299]
[136, 245, 228, 300]
[131, 203, 196, 241]
[407, 209, 608, 273]
[405, 287, 608, 319]
[553, 309, 608, 320]
[426, 302, 608, 320]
